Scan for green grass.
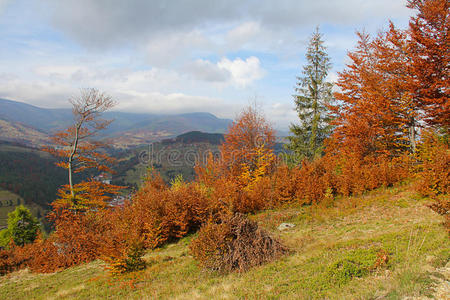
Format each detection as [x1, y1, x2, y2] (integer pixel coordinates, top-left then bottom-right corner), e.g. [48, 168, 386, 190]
[0, 185, 448, 299]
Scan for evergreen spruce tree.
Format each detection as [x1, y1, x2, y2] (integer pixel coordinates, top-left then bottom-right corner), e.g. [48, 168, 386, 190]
[287, 27, 333, 161]
[6, 205, 39, 246]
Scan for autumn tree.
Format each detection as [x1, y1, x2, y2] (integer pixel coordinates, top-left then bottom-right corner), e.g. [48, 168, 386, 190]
[219, 105, 276, 182]
[374, 24, 420, 153]
[287, 27, 333, 160]
[44, 88, 122, 210]
[330, 0, 448, 157]
[407, 0, 449, 131]
[329, 29, 420, 157]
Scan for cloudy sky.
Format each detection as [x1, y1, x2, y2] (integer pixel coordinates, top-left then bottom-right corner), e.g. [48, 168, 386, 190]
[0, 0, 413, 129]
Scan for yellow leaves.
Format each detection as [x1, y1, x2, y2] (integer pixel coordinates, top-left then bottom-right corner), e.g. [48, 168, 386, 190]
[53, 180, 124, 212]
[238, 145, 276, 190]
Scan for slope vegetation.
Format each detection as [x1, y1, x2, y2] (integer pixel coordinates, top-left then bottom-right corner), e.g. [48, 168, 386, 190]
[0, 184, 448, 299]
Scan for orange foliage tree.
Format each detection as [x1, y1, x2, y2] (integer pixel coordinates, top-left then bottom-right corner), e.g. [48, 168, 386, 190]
[407, 0, 449, 130]
[43, 88, 123, 210]
[220, 105, 276, 181]
[330, 31, 417, 158]
[36, 88, 125, 272]
[195, 105, 277, 213]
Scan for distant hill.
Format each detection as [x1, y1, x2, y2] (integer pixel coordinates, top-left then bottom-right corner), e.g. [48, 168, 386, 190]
[0, 141, 73, 229]
[0, 98, 232, 147]
[163, 131, 225, 145]
[0, 119, 49, 146]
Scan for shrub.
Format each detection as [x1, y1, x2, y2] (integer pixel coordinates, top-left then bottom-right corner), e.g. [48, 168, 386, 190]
[17, 234, 68, 273]
[97, 206, 146, 275]
[415, 130, 450, 197]
[326, 248, 389, 286]
[415, 130, 449, 231]
[105, 242, 146, 275]
[271, 164, 300, 205]
[0, 247, 22, 276]
[0, 233, 67, 275]
[190, 213, 288, 273]
[49, 209, 107, 266]
[132, 173, 213, 249]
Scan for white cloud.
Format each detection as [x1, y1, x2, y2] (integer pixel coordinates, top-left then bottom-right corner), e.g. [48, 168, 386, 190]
[0, 63, 242, 118]
[263, 102, 297, 129]
[226, 21, 261, 47]
[217, 56, 265, 87]
[144, 30, 212, 67]
[183, 59, 230, 82]
[42, 0, 411, 49]
[0, 72, 74, 107]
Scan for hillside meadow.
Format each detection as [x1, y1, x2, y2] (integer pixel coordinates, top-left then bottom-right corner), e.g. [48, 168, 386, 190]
[1, 184, 448, 299]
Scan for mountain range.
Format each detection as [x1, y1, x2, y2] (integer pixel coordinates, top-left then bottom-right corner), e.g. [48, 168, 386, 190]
[0, 98, 232, 147]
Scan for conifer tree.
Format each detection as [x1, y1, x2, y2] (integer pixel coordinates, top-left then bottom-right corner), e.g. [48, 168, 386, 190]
[287, 27, 333, 160]
[2, 205, 39, 247]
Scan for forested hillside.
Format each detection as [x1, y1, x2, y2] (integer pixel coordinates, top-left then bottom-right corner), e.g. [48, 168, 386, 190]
[0, 142, 66, 209]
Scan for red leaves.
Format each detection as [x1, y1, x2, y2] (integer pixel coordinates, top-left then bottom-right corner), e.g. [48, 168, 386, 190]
[407, 0, 449, 128]
[132, 179, 212, 249]
[330, 0, 448, 159]
[220, 106, 276, 181]
[415, 130, 450, 197]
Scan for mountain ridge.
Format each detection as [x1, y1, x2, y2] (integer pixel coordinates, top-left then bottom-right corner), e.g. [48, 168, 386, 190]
[0, 98, 232, 147]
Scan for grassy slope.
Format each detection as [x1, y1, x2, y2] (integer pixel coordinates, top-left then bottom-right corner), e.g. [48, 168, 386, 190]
[0, 184, 448, 299]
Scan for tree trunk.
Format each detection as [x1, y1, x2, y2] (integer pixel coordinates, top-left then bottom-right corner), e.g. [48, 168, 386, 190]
[68, 124, 81, 197]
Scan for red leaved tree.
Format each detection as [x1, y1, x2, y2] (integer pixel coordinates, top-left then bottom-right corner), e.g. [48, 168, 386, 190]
[220, 105, 276, 182]
[407, 0, 449, 130]
[43, 88, 123, 211]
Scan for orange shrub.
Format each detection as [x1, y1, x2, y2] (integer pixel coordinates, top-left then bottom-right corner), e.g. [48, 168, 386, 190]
[415, 130, 450, 231]
[0, 233, 69, 275]
[131, 173, 213, 249]
[49, 209, 108, 266]
[271, 164, 300, 205]
[415, 130, 450, 197]
[0, 246, 23, 275]
[18, 234, 68, 273]
[294, 158, 335, 205]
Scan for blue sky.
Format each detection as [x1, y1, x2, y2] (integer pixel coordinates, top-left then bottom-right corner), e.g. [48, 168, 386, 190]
[0, 0, 413, 130]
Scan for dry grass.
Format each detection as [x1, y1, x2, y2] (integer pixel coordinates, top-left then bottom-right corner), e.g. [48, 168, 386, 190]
[0, 184, 448, 299]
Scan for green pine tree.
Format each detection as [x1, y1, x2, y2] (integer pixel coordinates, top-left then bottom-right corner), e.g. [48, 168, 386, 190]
[287, 27, 333, 161]
[3, 205, 40, 247]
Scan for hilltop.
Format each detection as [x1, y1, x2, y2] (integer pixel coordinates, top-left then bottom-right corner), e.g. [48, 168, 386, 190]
[1, 184, 448, 299]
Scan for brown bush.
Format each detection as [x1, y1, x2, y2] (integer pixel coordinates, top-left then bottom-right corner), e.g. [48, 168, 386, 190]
[415, 130, 450, 197]
[428, 199, 450, 232]
[19, 235, 69, 273]
[190, 213, 289, 273]
[0, 233, 69, 275]
[96, 205, 146, 275]
[0, 247, 23, 275]
[49, 209, 108, 267]
[271, 164, 300, 205]
[132, 173, 213, 249]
